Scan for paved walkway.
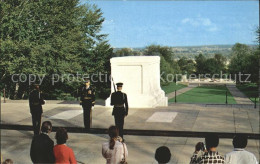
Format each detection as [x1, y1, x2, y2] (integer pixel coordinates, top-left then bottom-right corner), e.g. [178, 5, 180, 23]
[166, 85, 196, 99]
[1, 101, 259, 133]
[226, 85, 254, 104]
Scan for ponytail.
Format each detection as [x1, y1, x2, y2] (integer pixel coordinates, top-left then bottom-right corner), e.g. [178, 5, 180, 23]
[108, 126, 119, 150]
[109, 138, 116, 150]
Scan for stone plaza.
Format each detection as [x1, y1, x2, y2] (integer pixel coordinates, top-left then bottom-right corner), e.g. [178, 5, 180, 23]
[1, 100, 259, 163]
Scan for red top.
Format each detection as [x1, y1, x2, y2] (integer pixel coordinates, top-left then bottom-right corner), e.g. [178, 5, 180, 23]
[53, 144, 77, 164]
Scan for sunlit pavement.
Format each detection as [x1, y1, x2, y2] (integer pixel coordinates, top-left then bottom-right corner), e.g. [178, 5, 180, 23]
[1, 100, 259, 133]
[1, 100, 259, 163]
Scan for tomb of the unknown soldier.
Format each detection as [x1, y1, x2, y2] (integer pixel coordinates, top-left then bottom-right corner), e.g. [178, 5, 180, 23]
[105, 56, 168, 108]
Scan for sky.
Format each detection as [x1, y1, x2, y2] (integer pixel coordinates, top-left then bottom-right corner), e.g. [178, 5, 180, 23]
[81, 0, 259, 48]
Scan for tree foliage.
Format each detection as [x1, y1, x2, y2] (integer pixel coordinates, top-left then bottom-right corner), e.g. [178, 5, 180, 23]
[144, 45, 180, 85]
[194, 53, 226, 76]
[177, 57, 196, 75]
[0, 0, 113, 99]
[228, 43, 258, 83]
[113, 48, 143, 57]
[195, 54, 207, 74]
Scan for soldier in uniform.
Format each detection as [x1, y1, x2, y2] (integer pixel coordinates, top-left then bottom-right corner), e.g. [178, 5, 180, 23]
[110, 82, 128, 139]
[80, 79, 95, 130]
[29, 84, 45, 136]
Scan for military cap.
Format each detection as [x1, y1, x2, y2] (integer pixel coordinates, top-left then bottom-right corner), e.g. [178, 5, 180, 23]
[116, 82, 123, 87]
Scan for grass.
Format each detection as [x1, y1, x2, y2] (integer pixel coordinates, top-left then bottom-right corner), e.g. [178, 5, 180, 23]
[236, 83, 259, 103]
[161, 83, 187, 94]
[169, 85, 237, 104]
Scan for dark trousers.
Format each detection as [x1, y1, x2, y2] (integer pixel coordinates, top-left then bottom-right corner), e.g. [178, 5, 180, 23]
[82, 103, 92, 130]
[114, 114, 125, 138]
[31, 112, 42, 135]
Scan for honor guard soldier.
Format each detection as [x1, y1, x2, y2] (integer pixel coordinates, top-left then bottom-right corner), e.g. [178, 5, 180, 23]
[29, 84, 45, 136]
[111, 82, 128, 139]
[80, 79, 95, 130]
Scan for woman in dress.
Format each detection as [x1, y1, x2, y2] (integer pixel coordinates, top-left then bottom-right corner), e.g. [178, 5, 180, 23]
[102, 126, 128, 164]
[53, 128, 77, 164]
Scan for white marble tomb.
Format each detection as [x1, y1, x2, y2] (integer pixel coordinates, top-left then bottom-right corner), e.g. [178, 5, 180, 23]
[105, 56, 168, 108]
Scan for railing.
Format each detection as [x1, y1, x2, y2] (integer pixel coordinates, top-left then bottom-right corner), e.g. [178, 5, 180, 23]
[171, 89, 259, 109]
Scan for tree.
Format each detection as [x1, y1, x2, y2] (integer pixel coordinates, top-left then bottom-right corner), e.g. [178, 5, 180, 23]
[204, 58, 218, 76]
[144, 45, 180, 85]
[144, 45, 173, 62]
[256, 27, 260, 45]
[0, 0, 113, 99]
[246, 27, 260, 84]
[228, 40, 260, 84]
[213, 54, 227, 73]
[177, 57, 196, 75]
[195, 54, 207, 74]
[194, 53, 226, 77]
[91, 41, 113, 99]
[228, 43, 253, 83]
[243, 50, 259, 84]
[114, 48, 133, 57]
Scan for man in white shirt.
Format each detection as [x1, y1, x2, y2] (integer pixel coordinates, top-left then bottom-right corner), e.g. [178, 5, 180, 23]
[225, 134, 258, 164]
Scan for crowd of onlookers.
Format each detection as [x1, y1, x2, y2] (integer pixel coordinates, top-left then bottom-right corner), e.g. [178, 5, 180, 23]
[153, 133, 259, 164]
[1, 121, 259, 164]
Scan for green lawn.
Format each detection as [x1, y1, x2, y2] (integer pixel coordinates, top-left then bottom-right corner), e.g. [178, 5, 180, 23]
[169, 85, 237, 104]
[237, 83, 259, 103]
[162, 83, 187, 94]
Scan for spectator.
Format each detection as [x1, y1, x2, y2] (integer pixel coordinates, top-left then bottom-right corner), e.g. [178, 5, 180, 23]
[3, 159, 13, 164]
[53, 128, 77, 164]
[225, 134, 258, 164]
[30, 121, 55, 163]
[102, 126, 128, 164]
[155, 146, 171, 164]
[190, 134, 225, 164]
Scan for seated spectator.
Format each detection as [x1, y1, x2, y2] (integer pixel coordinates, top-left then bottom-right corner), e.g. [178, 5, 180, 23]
[3, 159, 13, 164]
[102, 126, 128, 164]
[53, 128, 77, 164]
[30, 121, 55, 163]
[155, 146, 171, 164]
[190, 134, 225, 164]
[225, 134, 258, 164]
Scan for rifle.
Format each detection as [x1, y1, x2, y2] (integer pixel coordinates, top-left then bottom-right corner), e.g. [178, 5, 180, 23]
[111, 77, 116, 92]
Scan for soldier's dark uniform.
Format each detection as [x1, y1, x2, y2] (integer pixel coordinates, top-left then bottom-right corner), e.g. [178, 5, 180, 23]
[29, 87, 45, 136]
[111, 83, 128, 139]
[80, 85, 95, 130]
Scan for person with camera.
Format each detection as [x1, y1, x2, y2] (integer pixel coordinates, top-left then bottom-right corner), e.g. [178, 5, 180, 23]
[30, 121, 55, 164]
[29, 84, 45, 136]
[102, 126, 128, 164]
[190, 134, 225, 164]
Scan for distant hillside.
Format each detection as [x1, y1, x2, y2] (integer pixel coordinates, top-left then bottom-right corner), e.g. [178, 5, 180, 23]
[171, 45, 233, 59]
[113, 44, 257, 59]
